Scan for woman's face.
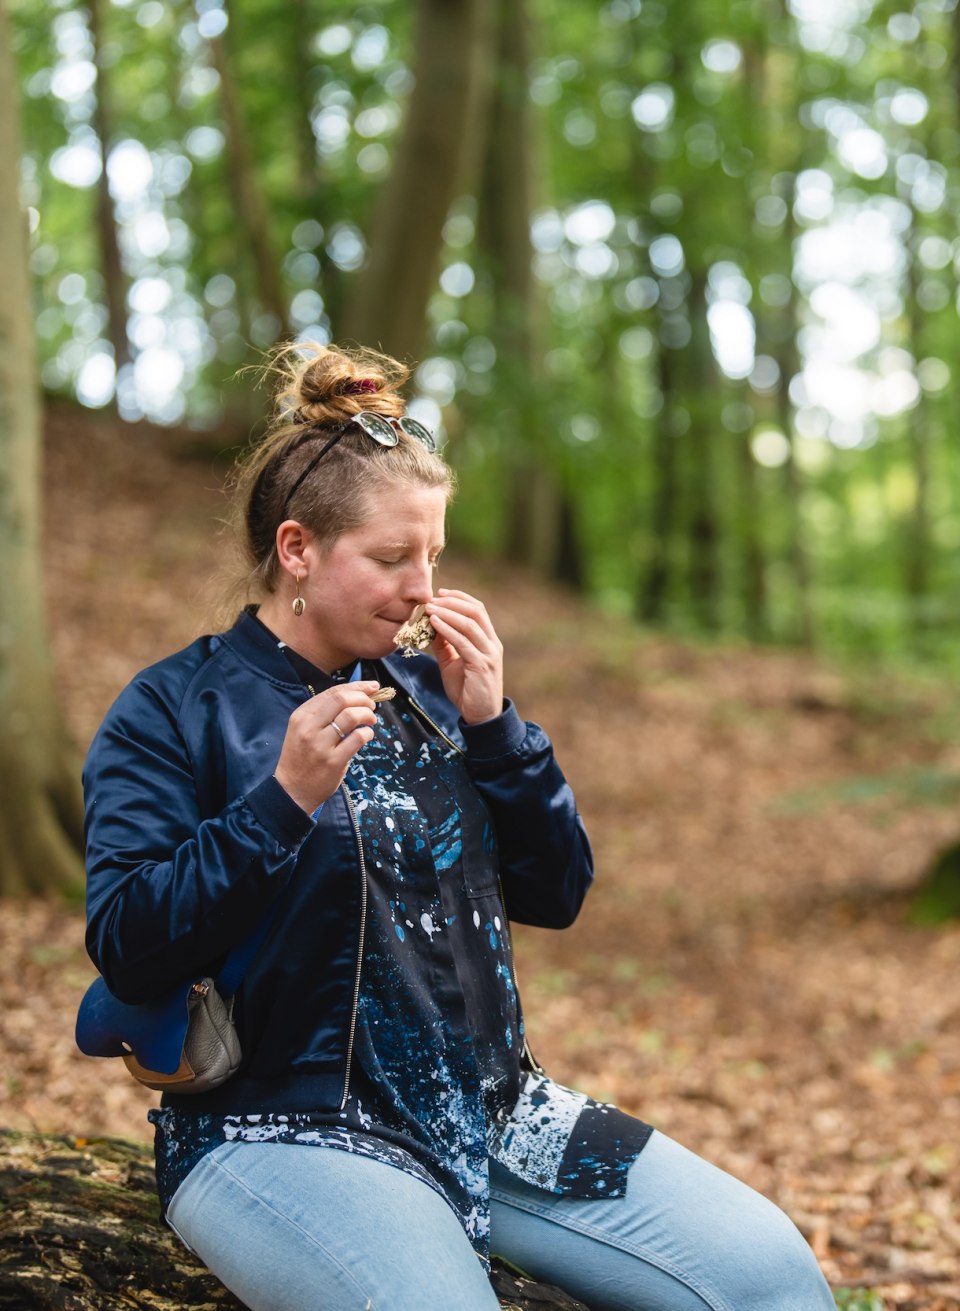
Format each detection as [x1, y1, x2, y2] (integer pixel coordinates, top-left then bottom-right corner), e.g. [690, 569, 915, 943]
[300, 483, 447, 671]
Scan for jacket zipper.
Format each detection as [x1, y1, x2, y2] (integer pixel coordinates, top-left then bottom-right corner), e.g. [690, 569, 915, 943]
[408, 692, 544, 1076]
[407, 695, 463, 755]
[296, 683, 368, 1109]
[339, 782, 368, 1110]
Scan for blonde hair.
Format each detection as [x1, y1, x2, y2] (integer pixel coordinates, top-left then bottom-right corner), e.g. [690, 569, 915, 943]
[228, 342, 454, 602]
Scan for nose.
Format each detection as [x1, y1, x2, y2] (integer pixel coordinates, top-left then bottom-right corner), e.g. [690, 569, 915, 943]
[403, 558, 434, 606]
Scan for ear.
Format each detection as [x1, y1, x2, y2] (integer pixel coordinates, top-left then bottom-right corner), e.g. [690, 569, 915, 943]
[275, 520, 317, 580]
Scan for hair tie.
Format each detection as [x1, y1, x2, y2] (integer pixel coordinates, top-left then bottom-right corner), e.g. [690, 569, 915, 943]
[291, 380, 377, 423]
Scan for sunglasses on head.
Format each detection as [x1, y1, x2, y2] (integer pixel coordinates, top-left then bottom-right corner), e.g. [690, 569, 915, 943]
[282, 411, 438, 518]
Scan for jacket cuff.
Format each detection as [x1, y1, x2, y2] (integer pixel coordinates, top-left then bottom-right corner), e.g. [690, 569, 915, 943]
[460, 700, 526, 760]
[245, 775, 316, 850]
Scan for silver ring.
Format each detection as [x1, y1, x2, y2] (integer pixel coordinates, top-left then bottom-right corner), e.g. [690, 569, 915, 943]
[331, 719, 347, 741]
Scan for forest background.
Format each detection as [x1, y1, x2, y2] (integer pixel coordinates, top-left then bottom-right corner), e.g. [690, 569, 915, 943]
[11, 0, 960, 664]
[4, 0, 960, 1307]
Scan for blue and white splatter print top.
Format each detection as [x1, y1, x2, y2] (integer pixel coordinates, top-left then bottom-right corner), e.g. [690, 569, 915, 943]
[151, 648, 651, 1260]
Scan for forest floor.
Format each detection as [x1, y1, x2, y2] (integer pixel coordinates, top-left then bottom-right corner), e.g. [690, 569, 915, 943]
[4, 404, 960, 1309]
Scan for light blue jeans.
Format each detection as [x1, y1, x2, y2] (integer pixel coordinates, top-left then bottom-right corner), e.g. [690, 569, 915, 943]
[167, 1130, 835, 1311]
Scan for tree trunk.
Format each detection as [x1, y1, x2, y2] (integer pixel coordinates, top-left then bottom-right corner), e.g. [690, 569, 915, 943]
[685, 272, 720, 630]
[87, 0, 132, 377]
[736, 36, 774, 643]
[735, 419, 768, 641]
[482, 0, 550, 570]
[0, 1130, 594, 1310]
[288, 0, 342, 326]
[340, 0, 488, 361]
[289, 0, 320, 202]
[759, 23, 814, 647]
[208, 0, 288, 338]
[776, 353, 815, 647]
[478, 0, 582, 585]
[553, 491, 584, 591]
[771, 220, 815, 650]
[952, 0, 960, 114]
[0, 0, 84, 898]
[639, 342, 679, 624]
[904, 228, 932, 626]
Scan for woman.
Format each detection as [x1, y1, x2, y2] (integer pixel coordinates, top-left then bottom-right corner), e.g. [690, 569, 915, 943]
[83, 344, 835, 1311]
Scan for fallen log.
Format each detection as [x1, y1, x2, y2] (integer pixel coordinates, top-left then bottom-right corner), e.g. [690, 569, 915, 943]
[0, 1130, 591, 1310]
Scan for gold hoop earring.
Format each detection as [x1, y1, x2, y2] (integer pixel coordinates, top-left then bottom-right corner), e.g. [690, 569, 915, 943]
[292, 572, 306, 617]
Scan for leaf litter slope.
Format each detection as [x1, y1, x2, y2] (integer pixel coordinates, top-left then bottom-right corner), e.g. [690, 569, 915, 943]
[4, 406, 959, 1308]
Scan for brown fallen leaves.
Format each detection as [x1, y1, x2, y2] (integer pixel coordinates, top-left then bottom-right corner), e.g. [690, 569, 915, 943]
[5, 405, 957, 1309]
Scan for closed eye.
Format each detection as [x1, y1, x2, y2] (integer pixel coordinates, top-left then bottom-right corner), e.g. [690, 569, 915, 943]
[373, 546, 444, 568]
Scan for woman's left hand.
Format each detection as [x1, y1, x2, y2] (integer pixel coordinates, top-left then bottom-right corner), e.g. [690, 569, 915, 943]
[425, 589, 504, 725]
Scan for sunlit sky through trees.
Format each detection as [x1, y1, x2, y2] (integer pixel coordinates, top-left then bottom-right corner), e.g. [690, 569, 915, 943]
[16, 0, 951, 439]
[10, 0, 960, 660]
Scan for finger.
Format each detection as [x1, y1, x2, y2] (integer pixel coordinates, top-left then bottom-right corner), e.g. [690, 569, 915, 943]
[428, 608, 499, 658]
[429, 592, 498, 640]
[331, 680, 381, 704]
[426, 608, 481, 647]
[432, 590, 488, 618]
[334, 723, 376, 754]
[428, 593, 487, 623]
[325, 703, 377, 739]
[429, 625, 462, 665]
[310, 684, 380, 718]
[433, 589, 492, 615]
[322, 726, 376, 792]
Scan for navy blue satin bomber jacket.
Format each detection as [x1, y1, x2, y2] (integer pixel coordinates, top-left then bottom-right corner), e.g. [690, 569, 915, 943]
[83, 610, 594, 1116]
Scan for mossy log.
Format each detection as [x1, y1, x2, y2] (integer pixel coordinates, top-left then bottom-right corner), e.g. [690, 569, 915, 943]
[0, 1130, 592, 1310]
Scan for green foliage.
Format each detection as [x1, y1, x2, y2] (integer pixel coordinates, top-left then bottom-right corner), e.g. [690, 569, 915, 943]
[833, 1290, 886, 1311]
[776, 765, 960, 817]
[909, 840, 960, 924]
[10, 0, 960, 667]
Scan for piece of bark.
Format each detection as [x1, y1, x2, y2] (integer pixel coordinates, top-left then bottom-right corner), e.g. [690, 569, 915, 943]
[489, 1260, 594, 1310]
[0, 1131, 593, 1310]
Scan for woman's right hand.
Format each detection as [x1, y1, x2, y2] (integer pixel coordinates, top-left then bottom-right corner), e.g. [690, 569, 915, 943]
[273, 681, 380, 814]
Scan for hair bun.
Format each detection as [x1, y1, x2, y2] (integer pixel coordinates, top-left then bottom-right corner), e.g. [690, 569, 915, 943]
[269, 342, 408, 428]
